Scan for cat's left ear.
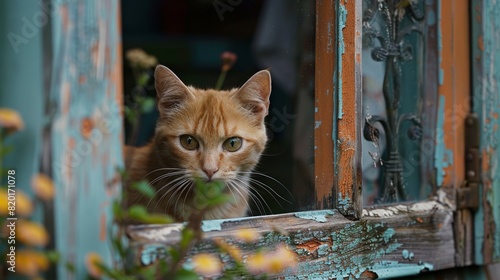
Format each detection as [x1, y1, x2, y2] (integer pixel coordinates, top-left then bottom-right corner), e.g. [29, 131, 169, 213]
[233, 70, 271, 121]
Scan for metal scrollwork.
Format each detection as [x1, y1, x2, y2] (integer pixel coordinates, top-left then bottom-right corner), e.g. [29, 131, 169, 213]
[363, 0, 424, 203]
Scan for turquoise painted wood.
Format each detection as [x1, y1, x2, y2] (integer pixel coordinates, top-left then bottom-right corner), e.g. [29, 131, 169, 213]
[472, 0, 500, 265]
[48, 0, 123, 278]
[0, 0, 44, 195]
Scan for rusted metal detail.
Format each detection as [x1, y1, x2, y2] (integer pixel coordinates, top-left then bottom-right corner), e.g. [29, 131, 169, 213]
[457, 186, 480, 210]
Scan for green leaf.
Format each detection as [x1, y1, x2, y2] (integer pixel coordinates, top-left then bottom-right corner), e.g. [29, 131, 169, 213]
[140, 97, 156, 113]
[142, 213, 174, 224]
[174, 268, 200, 280]
[112, 200, 124, 221]
[131, 181, 155, 199]
[138, 72, 150, 86]
[0, 145, 13, 157]
[205, 194, 232, 207]
[180, 228, 195, 250]
[45, 251, 60, 263]
[128, 205, 148, 221]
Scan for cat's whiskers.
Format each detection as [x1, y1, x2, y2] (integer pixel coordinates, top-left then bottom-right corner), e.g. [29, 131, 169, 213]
[163, 177, 193, 213]
[149, 170, 187, 186]
[140, 167, 186, 181]
[243, 176, 292, 206]
[173, 180, 194, 218]
[229, 180, 268, 215]
[226, 180, 253, 215]
[146, 174, 189, 209]
[231, 177, 273, 215]
[151, 175, 191, 211]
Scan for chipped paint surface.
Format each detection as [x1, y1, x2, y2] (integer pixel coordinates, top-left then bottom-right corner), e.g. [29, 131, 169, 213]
[50, 0, 123, 278]
[294, 222, 403, 278]
[294, 210, 336, 223]
[130, 199, 454, 278]
[336, 3, 347, 119]
[363, 200, 446, 218]
[434, 95, 453, 186]
[137, 224, 184, 242]
[472, 0, 500, 264]
[202, 220, 225, 231]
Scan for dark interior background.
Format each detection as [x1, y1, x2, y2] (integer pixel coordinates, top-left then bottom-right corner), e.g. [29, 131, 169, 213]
[122, 0, 316, 215]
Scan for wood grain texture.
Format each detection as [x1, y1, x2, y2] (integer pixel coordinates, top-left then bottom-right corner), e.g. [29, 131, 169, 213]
[128, 200, 456, 279]
[49, 0, 123, 278]
[335, 0, 363, 219]
[472, 0, 500, 265]
[314, 0, 336, 210]
[439, 0, 472, 267]
[314, 0, 362, 219]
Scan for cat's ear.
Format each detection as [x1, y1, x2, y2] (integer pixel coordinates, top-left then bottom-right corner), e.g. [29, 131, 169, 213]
[154, 65, 194, 115]
[233, 70, 271, 121]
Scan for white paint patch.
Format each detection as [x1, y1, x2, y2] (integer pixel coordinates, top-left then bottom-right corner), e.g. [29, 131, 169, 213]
[137, 224, 184, 242]
[362, 201, 446, 217]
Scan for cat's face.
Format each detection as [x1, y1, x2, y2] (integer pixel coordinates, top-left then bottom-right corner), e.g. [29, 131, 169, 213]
[153, 65, 271, 188]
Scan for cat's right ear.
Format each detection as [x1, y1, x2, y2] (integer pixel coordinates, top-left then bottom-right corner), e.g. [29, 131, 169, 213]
[154, 65, 194, 115]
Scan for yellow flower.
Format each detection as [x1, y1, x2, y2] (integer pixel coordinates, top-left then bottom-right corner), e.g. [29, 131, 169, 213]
[0, 108, 24, 133]
[245, 245, 296, 275]
[245, 251, 267, 274]
[32, 174, 55, 201]
[214, 238, 242, 262]
[268, 245, 296, 273]
[17, 220, 49, 246]
[234, 228, 260, 243]
[126, 48, 158, 69]
[191, 253, 222, 277]
[17, 250, 49, 277]
[86, 252, 104, 278]
[0, 188, 33, 217]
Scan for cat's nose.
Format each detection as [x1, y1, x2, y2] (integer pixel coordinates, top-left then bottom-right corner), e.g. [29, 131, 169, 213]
[202, 168, 219, 179]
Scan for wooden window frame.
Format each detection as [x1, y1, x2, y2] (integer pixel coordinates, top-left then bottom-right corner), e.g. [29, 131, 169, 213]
[5, 0, 496, 278]
[126, 0, 500, 277]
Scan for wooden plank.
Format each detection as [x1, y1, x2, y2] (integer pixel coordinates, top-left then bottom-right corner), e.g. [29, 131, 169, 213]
[471, 0, 500, 265]
[49, 0, 123, 278]
[314, 0, 336, 210]
[438, 0, 472, 266]
[335, 0, 362, 218]
[314, 0, 362, 219]
[128, 199, 455, 279]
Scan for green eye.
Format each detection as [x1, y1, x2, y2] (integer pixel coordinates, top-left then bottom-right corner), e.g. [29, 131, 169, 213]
[223, 137, 242, 152]
[179, 135, 199, 150]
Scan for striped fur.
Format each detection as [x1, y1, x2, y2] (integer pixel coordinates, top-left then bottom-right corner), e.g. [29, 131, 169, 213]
[125, 65, 271, 221]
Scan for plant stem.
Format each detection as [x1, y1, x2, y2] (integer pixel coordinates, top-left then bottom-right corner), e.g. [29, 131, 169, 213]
[215, 70, 227, 90]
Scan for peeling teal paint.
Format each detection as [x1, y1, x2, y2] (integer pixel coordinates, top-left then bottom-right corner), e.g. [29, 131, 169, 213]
[437, 0, 443, 86]
[49, 1, 123, 278]
[294, 210, 336, 223]
[294, 222, 407, 279]
[315, 120, 322, 129]
[426, 9, 436, 25]
[434, 95, 453, 186]
[402, 249, 414, 260]
[337, 191, 352, 213]
[201, 220, 225, 231]
[371, 261, 433, 278]
[337, 3, 347, 119]
[472, 0, 500, 264]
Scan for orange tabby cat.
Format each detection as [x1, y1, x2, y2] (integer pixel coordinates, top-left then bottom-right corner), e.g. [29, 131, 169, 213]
[125, 65, 271, 221]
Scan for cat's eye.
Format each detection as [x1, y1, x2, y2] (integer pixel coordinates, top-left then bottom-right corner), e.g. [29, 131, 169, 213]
[223, 137, 242, 152]
[179, 135, 199, 150]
